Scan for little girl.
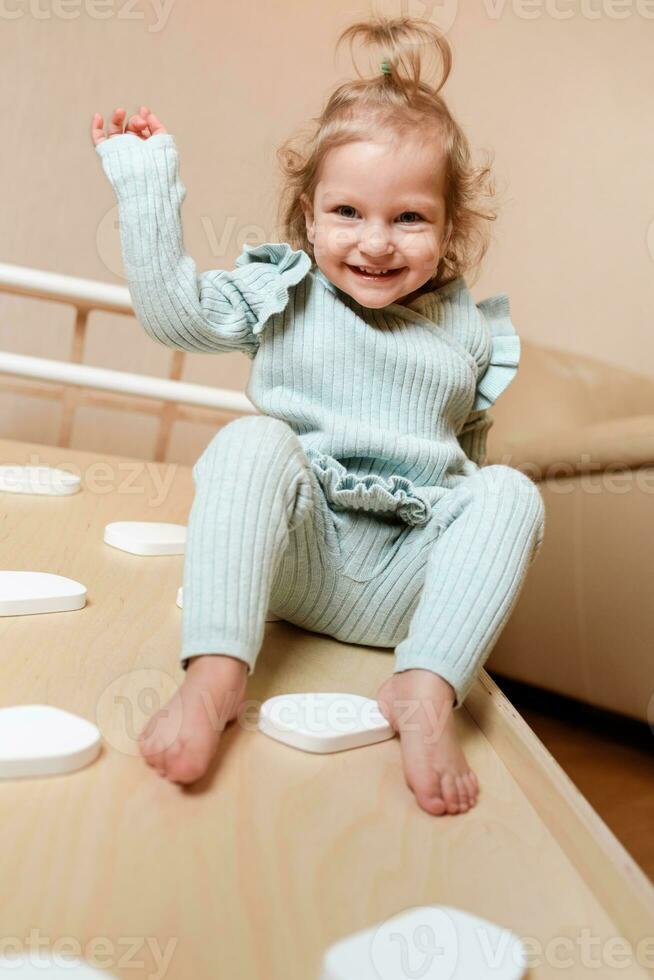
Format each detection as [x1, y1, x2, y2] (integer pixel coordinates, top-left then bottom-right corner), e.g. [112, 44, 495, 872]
[91, 15, 545, 816]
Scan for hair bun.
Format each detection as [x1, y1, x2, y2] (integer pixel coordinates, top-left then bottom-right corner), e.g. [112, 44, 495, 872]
[336, 14, 452, 95]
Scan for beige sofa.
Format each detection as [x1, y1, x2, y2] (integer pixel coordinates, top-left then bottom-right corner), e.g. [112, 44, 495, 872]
[484, 340, 654, 725]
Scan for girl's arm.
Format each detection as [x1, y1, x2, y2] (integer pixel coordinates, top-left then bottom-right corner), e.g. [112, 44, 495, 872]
[95, 131, 301, 357]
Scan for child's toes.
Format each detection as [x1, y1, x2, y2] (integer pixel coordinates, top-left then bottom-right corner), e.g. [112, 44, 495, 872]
[461, 774, 476, 806]
[418, 787, 447, 816]
[409, 769, 447, 815]
[465, 771, 478, 803]
[163, 736, 212, 785]
[141, 742, 168, 775]
[456, 775, 470, 810]
[161, 739, 200, 784]
[440, 772, 460, 813]
[139, 728, 170, 766]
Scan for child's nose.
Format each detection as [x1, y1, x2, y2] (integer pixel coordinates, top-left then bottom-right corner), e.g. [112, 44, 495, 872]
[359, 228, 394, 255]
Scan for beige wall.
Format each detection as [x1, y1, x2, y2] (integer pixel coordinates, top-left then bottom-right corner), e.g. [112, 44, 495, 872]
[1, 0, 652, 464]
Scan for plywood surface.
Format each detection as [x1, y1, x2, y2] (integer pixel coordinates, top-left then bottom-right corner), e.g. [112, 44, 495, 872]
[0, 439, 651, 979]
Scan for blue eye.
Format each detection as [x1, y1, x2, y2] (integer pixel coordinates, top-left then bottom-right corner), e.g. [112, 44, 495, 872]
[334, 205, 358, 218]
[332, 206, 425, 223]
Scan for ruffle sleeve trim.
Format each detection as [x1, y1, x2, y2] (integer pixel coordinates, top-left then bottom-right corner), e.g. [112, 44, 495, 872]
[305, 449, 433, 528]
[234, 242, 312, 336]
[473, 292, 521, 411]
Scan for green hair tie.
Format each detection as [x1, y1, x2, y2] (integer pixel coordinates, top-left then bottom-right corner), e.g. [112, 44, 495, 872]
[380, 59, 392, 75]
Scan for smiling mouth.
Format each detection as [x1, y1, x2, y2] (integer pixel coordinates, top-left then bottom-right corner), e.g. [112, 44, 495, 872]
[346, 264, 405, 281]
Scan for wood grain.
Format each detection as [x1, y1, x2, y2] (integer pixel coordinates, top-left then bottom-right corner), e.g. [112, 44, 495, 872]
[0, 439, 652, 979]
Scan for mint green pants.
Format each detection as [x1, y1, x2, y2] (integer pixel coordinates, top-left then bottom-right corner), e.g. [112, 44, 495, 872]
[181, 416, 545, 709]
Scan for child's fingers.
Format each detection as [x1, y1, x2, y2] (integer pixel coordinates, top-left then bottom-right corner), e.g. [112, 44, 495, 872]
[107, 107, 126, 137]
[90, 111, 106, 146]
[125, 112, 149, 140]
[129, 105, 168, 139]
[92, 106, 168, 146]
[94, 105, 167, 145]
[138, 105, 152, 138]
[91, 108, 126, 146]
[144, 110, 168, 136]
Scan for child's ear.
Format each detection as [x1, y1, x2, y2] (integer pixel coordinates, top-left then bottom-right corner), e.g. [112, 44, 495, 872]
[300, 193, 315, 244]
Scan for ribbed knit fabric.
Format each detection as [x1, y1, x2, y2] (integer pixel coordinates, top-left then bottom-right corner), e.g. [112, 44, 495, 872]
[96, 131, 546, 708]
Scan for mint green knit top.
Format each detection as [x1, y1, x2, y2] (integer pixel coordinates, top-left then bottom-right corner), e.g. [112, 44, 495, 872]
[96, 132, 521, 528]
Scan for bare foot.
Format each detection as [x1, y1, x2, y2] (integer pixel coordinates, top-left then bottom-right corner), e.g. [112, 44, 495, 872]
[138, 654, 248, 784]
[376, 669, 479, 816]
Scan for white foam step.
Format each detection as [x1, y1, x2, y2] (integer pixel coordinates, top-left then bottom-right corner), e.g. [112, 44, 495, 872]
[0, 953, 115, 976]
[0, 571, 86, 616]
[104, 521, 186, 556]
[320, 904, 527, 979]
[258, 692, 395, 753]
[0, 465, 81, 495]
[0, 705, 102, 779]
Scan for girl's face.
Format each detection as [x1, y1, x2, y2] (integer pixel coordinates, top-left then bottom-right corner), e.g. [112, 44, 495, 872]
[301, 136, 450, 309]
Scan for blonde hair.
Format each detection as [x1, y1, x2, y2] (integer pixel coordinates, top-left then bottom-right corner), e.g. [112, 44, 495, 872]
[275, 14, 500, 289]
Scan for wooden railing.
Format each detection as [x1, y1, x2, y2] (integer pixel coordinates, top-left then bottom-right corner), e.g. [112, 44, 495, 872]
[0, 262, 256, 460]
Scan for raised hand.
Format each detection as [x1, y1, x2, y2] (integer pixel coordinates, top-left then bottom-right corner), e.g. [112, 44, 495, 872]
[90, 105, 168, 147]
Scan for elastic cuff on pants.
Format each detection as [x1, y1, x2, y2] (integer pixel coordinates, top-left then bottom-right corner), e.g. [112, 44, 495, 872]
[180, 640, 255, 675]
